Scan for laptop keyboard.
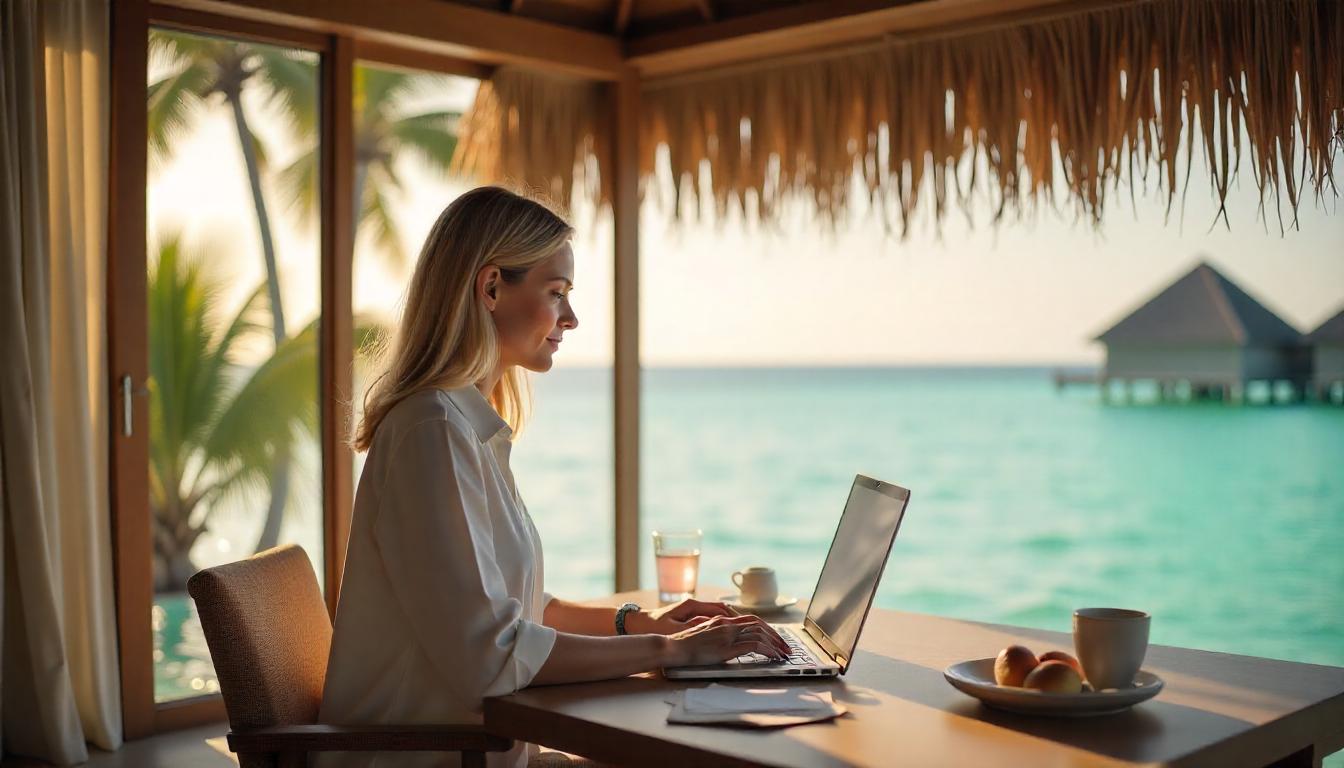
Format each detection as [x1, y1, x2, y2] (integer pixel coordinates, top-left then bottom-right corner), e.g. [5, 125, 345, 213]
[726, 627, 821, 667]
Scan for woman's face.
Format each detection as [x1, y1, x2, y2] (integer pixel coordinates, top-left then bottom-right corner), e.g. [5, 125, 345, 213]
[481, 243, 578, 373]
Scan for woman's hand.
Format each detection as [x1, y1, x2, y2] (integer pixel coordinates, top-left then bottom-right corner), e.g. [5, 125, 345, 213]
[662, 614, 791, 667]
[629, 598, 736, 635]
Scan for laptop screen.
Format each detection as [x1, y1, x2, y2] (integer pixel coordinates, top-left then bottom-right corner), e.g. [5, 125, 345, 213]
[804, 476, 910, 668]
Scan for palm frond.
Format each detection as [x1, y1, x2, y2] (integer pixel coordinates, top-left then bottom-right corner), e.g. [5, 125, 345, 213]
[149, 29, 225, 66]
[360, 182, 407, 270]
[199, 320, 319, 472]
[371, 156, 405, 194]
[255, 49, 318, 135]
[148, 235, 221, 498]
[391, 71, 457, 109]
[390, 111, 461, 174]
[197, 284, 269, 426]
[357, 66, 420, 126]
[147, 62, 210, 165]
[194, 457, 272, 521]
[148, 236, 277, 506]
[276, 145, 319, 225]
[250, 129, 271, 174]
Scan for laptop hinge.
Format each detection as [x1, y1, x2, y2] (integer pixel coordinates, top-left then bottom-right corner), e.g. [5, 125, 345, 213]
[803, 619, 848, 670]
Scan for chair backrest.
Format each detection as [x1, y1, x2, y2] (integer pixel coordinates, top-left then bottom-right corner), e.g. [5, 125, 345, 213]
[187, 544, 333, 736]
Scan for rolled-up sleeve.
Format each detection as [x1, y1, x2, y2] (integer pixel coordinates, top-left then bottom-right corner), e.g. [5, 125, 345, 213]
[371, 418, 557, 706]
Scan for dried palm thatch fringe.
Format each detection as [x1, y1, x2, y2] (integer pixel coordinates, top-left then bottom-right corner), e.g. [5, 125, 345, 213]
[452, 68, 610, 214]
[454, 0, 1342, 234]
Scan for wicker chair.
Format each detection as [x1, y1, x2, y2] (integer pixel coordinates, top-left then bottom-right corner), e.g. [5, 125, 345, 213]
[186, 544, 513, 768]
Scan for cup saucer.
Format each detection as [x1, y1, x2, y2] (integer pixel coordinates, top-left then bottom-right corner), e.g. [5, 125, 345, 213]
[718, 594, 799, 614]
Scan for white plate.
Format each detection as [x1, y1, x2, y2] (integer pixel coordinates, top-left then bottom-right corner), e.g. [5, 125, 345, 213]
[718, 595, 799, 614]
[943, 658, 1163, 717]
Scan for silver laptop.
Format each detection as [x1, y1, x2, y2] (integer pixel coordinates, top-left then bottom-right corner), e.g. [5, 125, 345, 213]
[665, 474, 911, 679]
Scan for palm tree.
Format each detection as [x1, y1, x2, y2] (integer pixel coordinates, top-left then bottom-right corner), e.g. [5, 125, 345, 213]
[148, 29, 316, 342]
[278, 63, 460, 271]
[148, 46, 460, 557]
[148, 29, 317, 555]
[148, 235, 318, 592]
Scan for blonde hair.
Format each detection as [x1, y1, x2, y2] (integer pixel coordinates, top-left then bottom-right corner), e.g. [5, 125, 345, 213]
[353, 186, 573, 452]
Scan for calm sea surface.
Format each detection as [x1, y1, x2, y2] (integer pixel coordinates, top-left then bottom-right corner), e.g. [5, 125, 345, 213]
[157, 366, 1344, 707]
[517, 367, 1344, 668]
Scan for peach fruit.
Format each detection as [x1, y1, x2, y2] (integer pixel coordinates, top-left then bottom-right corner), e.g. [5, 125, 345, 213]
[1038, 650, 1084, 680]
[1023, 660, 1083, 693]
[994, 645, 1039, 687]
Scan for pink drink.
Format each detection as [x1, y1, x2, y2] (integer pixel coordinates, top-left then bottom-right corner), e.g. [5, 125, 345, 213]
[656, 552, 700, 603]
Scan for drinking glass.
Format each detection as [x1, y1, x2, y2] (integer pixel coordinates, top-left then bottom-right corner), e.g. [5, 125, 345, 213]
[652, 529, 702, 604]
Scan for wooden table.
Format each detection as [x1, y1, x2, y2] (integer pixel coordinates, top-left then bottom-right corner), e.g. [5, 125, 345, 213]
[484, 589, 1344, 768]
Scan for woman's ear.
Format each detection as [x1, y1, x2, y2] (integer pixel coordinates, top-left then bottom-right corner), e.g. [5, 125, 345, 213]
[476, 265, 501, 311]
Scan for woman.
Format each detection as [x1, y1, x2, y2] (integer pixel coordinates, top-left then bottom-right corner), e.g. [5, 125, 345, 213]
[319, 187, 789, 768]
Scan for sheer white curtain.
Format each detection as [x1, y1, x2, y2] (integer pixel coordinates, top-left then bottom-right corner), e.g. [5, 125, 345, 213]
[0, 0, 121, 763]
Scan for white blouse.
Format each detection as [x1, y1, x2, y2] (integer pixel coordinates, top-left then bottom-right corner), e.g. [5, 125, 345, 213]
[317, 386, 557, 768]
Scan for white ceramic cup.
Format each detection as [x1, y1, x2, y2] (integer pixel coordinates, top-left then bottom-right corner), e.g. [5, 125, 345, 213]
[1073, 608, 1151, 690]
[731, 566, 778, 606]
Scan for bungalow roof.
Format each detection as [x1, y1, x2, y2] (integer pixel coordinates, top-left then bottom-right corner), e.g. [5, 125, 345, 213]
[1096, 262, 1302, 347]
[1307, 308, 1344, 344]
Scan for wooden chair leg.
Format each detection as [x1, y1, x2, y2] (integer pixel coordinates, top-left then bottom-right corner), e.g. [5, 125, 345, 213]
[462, 750, 486, 768]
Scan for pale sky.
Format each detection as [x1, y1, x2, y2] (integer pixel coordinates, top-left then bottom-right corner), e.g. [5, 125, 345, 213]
[149, 63, 1344, 368]
[637, 166, 1344, 366]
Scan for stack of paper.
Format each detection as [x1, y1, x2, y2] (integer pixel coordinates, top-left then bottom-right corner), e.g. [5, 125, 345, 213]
[667, 684, 848, 727]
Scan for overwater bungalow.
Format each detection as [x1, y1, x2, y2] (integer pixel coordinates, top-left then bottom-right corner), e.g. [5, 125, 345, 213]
[1094, 262, 1309, 402]
[4, 1, 1343, 767]
[1308, 308, 1344, 403]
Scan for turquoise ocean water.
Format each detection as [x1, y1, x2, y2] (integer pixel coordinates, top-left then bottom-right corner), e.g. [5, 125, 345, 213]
[156, 365, 1344, 720]
[516, 366, 1344, 668]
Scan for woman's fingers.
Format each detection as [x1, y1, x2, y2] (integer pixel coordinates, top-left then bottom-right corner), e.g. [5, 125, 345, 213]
[682, 614, 790, 656]
[726, 624, 788, 659]
[726, 617, 790, 656]
[671, 619, 792, 664]
[730, 635, 786, 661]
[670, 599, 734, 623]
[688, 599, 734, 616]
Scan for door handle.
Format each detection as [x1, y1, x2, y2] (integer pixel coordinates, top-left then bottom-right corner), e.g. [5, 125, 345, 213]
[120, 374, 150, 437]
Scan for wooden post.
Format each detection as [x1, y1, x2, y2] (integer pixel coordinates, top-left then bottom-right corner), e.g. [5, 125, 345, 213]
[320, 35, 356, 616]
[612, 67, 641, 593]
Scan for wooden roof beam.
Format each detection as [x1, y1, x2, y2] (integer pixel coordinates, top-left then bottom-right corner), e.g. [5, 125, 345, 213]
[158, 0, 625, 80]
[613, 0, 634, 35]
[627, 0, 1081, 79]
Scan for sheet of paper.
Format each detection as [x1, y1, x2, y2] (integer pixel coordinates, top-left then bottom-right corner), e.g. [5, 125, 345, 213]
[667, 685, 848, 727]
[682, 684, 835, 714]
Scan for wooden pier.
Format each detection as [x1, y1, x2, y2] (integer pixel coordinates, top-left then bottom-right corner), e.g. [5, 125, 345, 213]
[1050, 368, 1328, 404]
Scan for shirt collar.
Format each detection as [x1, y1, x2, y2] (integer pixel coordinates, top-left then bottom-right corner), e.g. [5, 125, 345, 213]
[444, 385, 511, 443]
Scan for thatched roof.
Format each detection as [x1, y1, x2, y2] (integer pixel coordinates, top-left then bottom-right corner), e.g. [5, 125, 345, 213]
[453, 70, 613, 209]
[1308, 308, 1344, 344]
[452, 0, 1343, 233]
[1096, 261, 1302, 346]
